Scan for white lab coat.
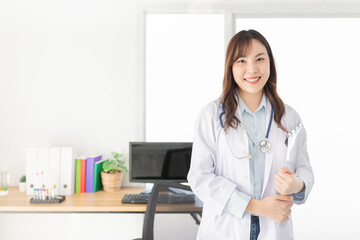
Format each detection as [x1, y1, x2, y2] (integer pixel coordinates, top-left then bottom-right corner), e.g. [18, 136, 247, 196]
[188, 98, 314, 240]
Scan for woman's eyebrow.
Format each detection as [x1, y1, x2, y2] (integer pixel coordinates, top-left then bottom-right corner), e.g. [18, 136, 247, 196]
[238, 52, 266, 59]
[255, 52, 266, 57]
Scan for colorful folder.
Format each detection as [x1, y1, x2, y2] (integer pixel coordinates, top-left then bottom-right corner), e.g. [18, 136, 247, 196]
[93, 159, 106, 192]
[75, 155, 87, 193]
[85, 155, 102, 192]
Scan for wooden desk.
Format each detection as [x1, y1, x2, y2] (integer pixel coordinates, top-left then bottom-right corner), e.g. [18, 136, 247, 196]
[0, 187, 203, 214]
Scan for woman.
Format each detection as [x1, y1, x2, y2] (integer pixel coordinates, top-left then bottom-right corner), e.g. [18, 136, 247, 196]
[187, 30, 314, 240]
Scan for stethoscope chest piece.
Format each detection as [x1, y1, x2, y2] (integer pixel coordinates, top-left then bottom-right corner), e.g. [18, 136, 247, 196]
[259, 139, 271, 153]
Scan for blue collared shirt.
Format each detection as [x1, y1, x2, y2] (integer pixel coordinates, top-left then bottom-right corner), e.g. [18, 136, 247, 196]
[239, 93, 267, 201]
[224, 93, 304, 219]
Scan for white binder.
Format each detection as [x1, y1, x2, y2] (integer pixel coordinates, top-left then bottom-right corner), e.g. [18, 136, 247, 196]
[26, 148, 38, 195]
[37, 147, 49, 189]
[26, 147, 76, 196]
[48, 148, 61, 195]
[60, 148, 76, 196]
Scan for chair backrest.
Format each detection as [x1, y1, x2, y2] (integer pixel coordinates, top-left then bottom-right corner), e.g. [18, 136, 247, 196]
[141, 182, 192, 240]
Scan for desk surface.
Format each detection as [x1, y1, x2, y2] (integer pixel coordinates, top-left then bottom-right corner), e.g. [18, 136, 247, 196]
[0, 187, 202, 213]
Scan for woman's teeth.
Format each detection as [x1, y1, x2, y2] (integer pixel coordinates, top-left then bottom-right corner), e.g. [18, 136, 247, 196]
[245, 77, 261, 82]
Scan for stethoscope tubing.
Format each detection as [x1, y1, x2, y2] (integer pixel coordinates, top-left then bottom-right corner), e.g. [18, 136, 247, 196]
[219, 104, 274, 158]
[219, 104, 274, 139]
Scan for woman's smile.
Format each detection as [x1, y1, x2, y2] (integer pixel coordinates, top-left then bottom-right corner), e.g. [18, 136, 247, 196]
[244, 76, 261, 84]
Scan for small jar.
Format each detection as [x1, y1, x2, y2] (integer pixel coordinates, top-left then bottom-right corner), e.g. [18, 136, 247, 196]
[0, 171, 9, 195]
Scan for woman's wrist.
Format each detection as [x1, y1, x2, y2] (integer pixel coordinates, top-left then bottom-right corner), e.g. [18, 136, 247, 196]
[295, 177, 305, 193]
[246, 198, 262, 216]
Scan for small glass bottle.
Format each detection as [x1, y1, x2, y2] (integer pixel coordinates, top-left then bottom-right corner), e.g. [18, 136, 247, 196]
[0, 171, 9, 195]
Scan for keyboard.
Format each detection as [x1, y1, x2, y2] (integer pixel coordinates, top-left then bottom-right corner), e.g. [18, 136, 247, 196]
[122, 193, 195, 204]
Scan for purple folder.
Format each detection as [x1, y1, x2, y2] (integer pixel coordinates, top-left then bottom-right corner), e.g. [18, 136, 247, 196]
[85, 155, 102, 192]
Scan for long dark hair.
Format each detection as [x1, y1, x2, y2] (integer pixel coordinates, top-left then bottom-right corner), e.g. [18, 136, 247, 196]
[220, 29, 287, 133]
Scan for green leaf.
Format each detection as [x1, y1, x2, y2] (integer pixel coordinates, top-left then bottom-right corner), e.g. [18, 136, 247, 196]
[112, 152, 120, 159]
[102, 160, 112, 173]
[120, 166, 128, 173]
[20, 175, 26, 182]
[102, 153, 128, 173]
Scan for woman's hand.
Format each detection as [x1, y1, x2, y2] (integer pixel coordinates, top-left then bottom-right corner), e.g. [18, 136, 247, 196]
[246, 195, 293, 223]
[274, 167, 304, 195]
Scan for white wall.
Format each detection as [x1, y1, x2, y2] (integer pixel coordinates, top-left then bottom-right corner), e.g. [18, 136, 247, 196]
[0, 1, 145, 239]
[0, 0, 143, 187]
[1, 0, 360, 239]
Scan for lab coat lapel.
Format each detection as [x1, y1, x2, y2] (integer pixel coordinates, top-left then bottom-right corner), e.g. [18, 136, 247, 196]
[224, 105, 249, 158]
[234, 101, 243, 123]
[261, 99, 277, 198]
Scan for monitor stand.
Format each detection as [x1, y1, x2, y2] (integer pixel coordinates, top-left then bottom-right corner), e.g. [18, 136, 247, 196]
[141, 183, 153, 194]
[141, 183, 193, 194]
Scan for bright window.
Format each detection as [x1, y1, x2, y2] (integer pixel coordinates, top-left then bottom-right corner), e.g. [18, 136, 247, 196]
[146, 14, 225, 141]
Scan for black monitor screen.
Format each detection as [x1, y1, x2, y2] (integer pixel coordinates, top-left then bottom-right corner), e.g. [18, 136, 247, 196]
[129, 142, 192, 183]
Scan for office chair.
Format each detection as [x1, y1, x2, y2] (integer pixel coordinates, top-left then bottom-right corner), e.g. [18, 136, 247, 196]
[133, 182, 201, 240]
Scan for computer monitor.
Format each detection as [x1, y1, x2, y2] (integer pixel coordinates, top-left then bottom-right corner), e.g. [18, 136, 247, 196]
[129, 142, 192, 183]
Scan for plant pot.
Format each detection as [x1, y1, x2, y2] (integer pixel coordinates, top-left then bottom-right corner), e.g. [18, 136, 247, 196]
[19, 182, 26, 192]
[101, 171, 124, 192]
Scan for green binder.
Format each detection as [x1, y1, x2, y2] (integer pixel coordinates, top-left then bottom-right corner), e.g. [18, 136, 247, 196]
[93, 160, 106, 192]
[75, 158, 81, 194]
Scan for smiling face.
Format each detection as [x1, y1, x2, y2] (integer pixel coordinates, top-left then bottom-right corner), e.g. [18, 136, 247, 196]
[232, 39, 270, 99]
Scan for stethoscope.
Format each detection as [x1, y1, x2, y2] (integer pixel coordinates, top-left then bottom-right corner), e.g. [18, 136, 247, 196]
[219, 104, 274, 159]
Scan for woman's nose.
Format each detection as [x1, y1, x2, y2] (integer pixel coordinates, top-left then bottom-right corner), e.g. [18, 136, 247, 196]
[247, 62, 258, 74]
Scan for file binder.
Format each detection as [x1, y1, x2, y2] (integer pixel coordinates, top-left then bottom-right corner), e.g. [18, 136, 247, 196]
[48, 148, 61, 195]
[37, 147, 49, 189]
[85, 155, 102, 192]
[26, 148, 38, 195]
[75, 158, 81, 194]
[59, 148, 76, 196]
[80, 158, 86, 193]
[26, 147, 76, 196]
[93, 159, 106, 192]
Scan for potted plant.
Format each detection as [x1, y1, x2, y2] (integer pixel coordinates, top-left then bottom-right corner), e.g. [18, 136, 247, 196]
[19, 175, 26, 192]
[101, 152, 128, 192]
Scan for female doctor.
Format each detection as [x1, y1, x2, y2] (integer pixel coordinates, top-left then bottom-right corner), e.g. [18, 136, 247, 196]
[187, 30, 314, 240]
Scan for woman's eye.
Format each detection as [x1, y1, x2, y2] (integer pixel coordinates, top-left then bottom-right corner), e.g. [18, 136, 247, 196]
[237, 59, 245, 63]
[257, 58, 265, 61]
